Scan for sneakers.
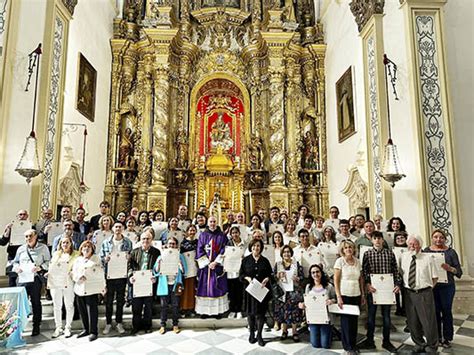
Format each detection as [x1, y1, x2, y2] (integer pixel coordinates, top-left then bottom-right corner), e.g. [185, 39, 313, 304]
[235, 312, 243, 319]
[382, 341, 398, 353]
[173, 326, 181, 334]
[103, 324, 112, 335]
[159, 326, 166, 334]
[52, 327, 63, 338]
[442, 340, 452, 348]
[228, 312, 235, 318]
[64, 328, 72, 338]
[116, 323, 125, 334]
[358, 339, 376, 349]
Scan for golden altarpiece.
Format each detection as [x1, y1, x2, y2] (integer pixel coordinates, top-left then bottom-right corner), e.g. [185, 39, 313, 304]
[104, 0, 329, 218]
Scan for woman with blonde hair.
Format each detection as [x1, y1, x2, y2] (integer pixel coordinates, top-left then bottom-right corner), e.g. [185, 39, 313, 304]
[48, 236, 80, 338]
[91, 215, 113, 252]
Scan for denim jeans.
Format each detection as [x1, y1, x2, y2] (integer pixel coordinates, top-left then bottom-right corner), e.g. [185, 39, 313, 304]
[433, 283, 455, 342]
[309, 324, 332, 348]
[367, 293, 391, 343]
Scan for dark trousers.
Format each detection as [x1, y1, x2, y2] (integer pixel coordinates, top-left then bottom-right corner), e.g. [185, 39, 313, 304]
[248, 314, 265, 340]
[367, 293, 391, 343]
[132, 296, 154, 331]
[160, 285, 180, 326]
[340, 295, 360, 351]
[228, 278, 244, 313]
[433, 283, 455, 342]
[77, 294, 99, 335]
[105, 278, 127, 324]
[405, 288, 438, 352]
[19, 276, 43, 327]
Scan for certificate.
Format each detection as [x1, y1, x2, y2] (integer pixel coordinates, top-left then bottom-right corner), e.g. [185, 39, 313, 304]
[197, 255, 210, 269]
[385, 232, 395, 248]
[152, 240, 163, 250]
[371, 273, 396, 305]
[18, 261, 35, 283]
[328, 304, 360, 316]
[177, 220, 191, 233]
[262, 245, 275, 267]
[233, 224, 250, 243]
[160, 248, 180, 276]
[47, 261, 69, 289]
[0, 247, 7, 276]
[124, 231, 137, 243]
[359, 245, 372, 263]
[300, 249, 323, 277]
[168, 230, 184, 245]
[107, 252, 128, 279]
[319, 243, 338, 269]
[324, 219, 340, 230]
[393, 247, 407, 267]
[83, 266, 106, 295]
[223, 246, 244, 273]
[10, 220, 32, 246]
[182, 251, 197, 278]
[428, 253, 448, 283]
[133, 270, 153, 298]
[304, 293, 329, 324]
[151, 222, 167, 240]
[277, 265, 295, 292]
[94, 231, 109, 251]
[268, 224, 284, 236]
[48, 222, 64, 244]
[245, 279, 269, 303]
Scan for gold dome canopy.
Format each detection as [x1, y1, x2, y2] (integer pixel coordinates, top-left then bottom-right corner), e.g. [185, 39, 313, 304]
[206, 146, 234, 173]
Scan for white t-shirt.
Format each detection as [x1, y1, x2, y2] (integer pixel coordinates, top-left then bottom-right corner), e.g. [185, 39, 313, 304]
[334, 257, 361, 297]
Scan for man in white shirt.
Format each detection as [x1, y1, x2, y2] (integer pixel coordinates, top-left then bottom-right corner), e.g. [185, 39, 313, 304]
[293, 229, 325, 277]
[400, 235, 438, 353]
[336, 219, 357, 244]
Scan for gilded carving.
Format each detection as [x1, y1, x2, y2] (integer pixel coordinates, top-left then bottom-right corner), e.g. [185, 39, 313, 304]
[350, 0, 385, 33]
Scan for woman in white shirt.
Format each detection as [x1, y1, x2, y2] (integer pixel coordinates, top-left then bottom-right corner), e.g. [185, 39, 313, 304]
[283, 219, 299, 249]
[48, 236, 79, 338]
[334, 240, 365, 354]
[91, 215, 113, 252]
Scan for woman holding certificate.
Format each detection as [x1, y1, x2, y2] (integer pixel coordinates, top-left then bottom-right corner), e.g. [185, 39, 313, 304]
[48, 236, 79, 338]
[159, 217, 182, 245]
[424, 229, 462, 348]
[225, 226, 246, 319]
[274, 245, 304, 342]
[91, 215, 113, 252]
[180, 224, 199, 316]
[72, 240, 105, 342]
[154, 237, 187, 334]
[239, 239, 273, 347]
[334, 240, 365, 354]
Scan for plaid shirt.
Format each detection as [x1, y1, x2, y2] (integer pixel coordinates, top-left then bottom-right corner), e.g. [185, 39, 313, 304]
[362, 247, 401, 286]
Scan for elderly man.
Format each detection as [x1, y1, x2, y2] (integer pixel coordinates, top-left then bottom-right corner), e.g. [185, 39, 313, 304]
[35, 208, 54, 235]
[400, 235, 438, 353]
[13, 229, 51, 335]
[52, 219, 86, 251]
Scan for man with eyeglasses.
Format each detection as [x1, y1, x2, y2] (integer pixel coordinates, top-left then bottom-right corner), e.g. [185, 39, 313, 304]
[13, 229, 51, 336]
[52, 219, 86, 251]
[1, 210, 31, 286]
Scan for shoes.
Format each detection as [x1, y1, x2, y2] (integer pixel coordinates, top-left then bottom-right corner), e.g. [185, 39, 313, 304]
[159, 327, 166, 334]
[77, 330, 89, 338]
[215, 315, 222, 320]
[31, 325, 40, 337]
[249, 334, 257, 344]
[145, 329, 152, 334]
[442, 340, 452, 348]
[292, 334, 300, 342]
[280, 331, 288, 340]
[235, 312, 243, 319]
[89, 334, 98, 342]
[228, 312, 235, 318]
[173, 326, 181, 334]
[52, 327, 63, 338]
[273, 323, 280, 331]
[116, 323, 125, 334]
[403, 326, 410, 333]
[257, 336, 265, 347]
[130, 328, 140, 335]
[358, 339, 376, 349]
[382, 341, 398, 353]
[103, 324, 112, 335]
[64, 328, 72, 338]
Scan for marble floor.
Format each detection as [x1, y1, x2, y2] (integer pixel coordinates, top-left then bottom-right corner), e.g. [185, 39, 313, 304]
[3, 313, 474, 354]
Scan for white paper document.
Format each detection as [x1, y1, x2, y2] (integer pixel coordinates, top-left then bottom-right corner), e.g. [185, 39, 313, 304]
[233, 224, 250, 243]
[245, 278, 269, 303]
[177, 220, 191, 233]
[262, 245, 275, 267]
[168, 230, 184, 245]
[160, 248, 180, 275]
[385, 232, 395, 248]
[324, 219, 340, 230]
[359, 245, 372, 263]
[304, 293, 329, 324]
[197, 255, 210, 269]
[300, 249, 323, 277]
[107, 252, 128, 279]
[428, 253, 448, 283]
[393, 247, 408, 267]
[328, 304, 360, 316]
[10, 220, 32, 246]
[268, 224, 284, 236]
[47, 261, 69, 289]
[83, 266, 106, 295]
[319, 242, 338, 268]
[152, 222, 167, 240]
[182, 251, 197, 278]
[18, 261, 35, 283]
[223, 246, 244, 274]
[0, 247, 7, 276]
[133, 270, 153, 298]
[278, 268, 295, 292]
[371, 273, 396, 305]
[48, 222, 64, 243]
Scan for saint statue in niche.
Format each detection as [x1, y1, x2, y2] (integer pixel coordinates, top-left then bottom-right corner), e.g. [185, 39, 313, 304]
[210, 112, 233, 152]
[176, 129, 189, 168]
[301, 108, 320, 170]
[118, 127, 135, 168]
[248, 135, 263, 170]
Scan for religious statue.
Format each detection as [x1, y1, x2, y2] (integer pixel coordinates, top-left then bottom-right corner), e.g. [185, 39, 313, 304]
[248, 135, 263, 170]
[210, 112, 233, 152]
[176, 129, 188, 168]
[209, 192, 223, 227]
[118, 127, 135, 168]
[301, 107, 320, 170]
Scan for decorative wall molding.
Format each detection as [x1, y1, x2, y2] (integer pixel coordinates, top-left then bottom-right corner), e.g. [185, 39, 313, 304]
[41, 16, 64, 210]
[58, 161, 88, 209]
[0, 0, 8, 37]
[342, 166, 369, 214]
[61, 0, 78, 16]
[350, 0, 385, 33]
[415, 14, 454, 244]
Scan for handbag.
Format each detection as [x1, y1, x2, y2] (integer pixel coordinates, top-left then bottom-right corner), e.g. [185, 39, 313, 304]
[271, 281, 285, 300]
[26, 248, 47, 284]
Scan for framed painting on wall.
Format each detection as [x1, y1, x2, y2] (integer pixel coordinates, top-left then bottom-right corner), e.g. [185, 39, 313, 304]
[336, 67, 356, 142]
[76, 53, 97, 122]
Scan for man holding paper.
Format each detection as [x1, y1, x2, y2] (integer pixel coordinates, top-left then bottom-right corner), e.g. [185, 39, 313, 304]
[99, 222, 133, 335]
[51, 219, 86, 251]
[128, 229, 160, 334]
[360, 231, 400, 353]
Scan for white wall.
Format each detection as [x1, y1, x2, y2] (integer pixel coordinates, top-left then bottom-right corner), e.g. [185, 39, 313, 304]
[444, 0, 474, 274]
[59, 0, 116, 217]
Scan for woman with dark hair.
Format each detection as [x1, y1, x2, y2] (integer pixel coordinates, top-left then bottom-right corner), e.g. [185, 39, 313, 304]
[248, 213, 263, 234]
[180, 224, 199, 317]
[226, 226, 246, 319]
[299, 264, 336, 349]
[137, 211, 152, 232]
[319, 226, 338, 279]
[159, 217, 183, 245]
[387, 217, 406, 232]
[272, 231, 284, 264]
[424, 229, 462, 348]
[194, 212, 208, 236]
[274, 245, 304, 342]
[239, 239, 273, 346]
[115, 211, 127, 225]
[154, 210, 165, 222]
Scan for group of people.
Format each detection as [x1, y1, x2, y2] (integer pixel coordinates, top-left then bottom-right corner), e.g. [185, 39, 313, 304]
[1, 202, 462, 354]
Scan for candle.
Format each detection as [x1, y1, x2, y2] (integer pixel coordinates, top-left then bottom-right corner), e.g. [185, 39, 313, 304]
[249, 190, 253, 214]
[194, 187, 198, 211]
[231, 191, 235, 209]
[185, 190, 189, 207]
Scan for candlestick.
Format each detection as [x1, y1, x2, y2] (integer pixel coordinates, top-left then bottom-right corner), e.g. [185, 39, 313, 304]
[185, 190, 189, 207]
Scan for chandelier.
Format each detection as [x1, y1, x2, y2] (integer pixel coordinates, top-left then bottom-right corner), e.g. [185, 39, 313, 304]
[15, 44, 43, 183]
[380, 54, 406, 187]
